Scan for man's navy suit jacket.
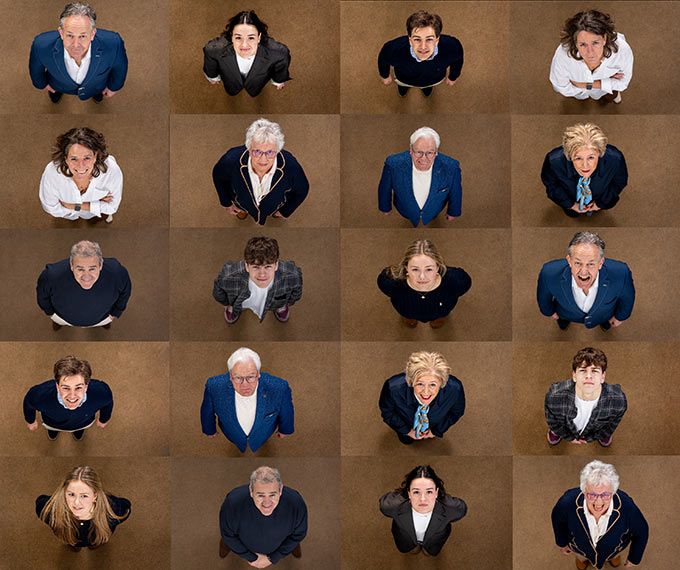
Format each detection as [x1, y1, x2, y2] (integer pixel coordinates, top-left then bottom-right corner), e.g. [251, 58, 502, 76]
[29, 29, 128, 100]
[378, 151, 461, 227]
[537, 259, 635, 328]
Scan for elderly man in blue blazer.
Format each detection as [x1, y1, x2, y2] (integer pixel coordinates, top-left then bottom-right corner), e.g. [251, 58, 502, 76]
[201, 347, 294, 453]
[378, 126, 462, 227]
[29, 3, 128, 103]
[537, 231, 635, 331]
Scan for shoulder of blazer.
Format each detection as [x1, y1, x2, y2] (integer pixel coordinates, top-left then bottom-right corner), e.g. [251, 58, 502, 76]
[261, 37, 290, 58]
[92, 29, 124, 47]
[601, 258, 631, 279]
[276, 260, 301, 276]
[434, 153, 460, 171]
[541, 258, 570, 279]
[32, 30, 61, 50]
[204, 36, 231, 56]
[547, 379, 574, 397]
[385, 151, 411, 168]
[379, 492, 408, 517]
[259, 373, 289, 393]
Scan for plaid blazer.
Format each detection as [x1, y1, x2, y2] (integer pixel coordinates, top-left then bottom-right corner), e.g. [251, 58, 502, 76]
[212, 260, 302, 321]
[544, 380, 627, 442]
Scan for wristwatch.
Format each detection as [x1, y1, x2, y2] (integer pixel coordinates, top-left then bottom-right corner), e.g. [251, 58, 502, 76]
[586, 83, 593, 90]
[74, 205, 81, 211]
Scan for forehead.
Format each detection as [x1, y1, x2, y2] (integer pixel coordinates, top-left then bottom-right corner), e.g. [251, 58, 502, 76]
[66, 480, 94, 494]
[233, 23, 259, 36]
[414, 373, 440, 385]
[61, 15, 93, 32]
[410, 477, 436, 490]
[250, 140, 278, 151]
[570, 243, 600, 258]
[575, 361, 600, 370]
[231, 359, 257, 373]
[576, 30, 604, 42]
[407, 254, 437, 267]
[58, 374, 86, 386]
[71, 255, 100, 267]
[252, 481, 280, 494]
[412, 136, 436, 150]
[411, 26, 436, 38]
[67, 143, 94, 157]
[573, 146, 597, 158]
[585, 481, 612, 494]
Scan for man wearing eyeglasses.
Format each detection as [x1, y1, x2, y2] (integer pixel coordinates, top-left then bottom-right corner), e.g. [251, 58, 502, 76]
[378, 126, 462, 227]
[201, 347, 294, 452]
[551, 460, 648, 569]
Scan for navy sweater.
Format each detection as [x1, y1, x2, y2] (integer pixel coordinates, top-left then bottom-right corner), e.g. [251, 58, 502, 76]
[378, 35, 464, 86]
[23, 379, 113, 429]
[36, 258, 131, 326]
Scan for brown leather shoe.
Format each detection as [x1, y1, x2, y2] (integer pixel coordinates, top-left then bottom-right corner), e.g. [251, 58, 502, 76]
[236, 211, 248, 220]
[575, 558, 589, 569]
[292, 544, 302, 558]
[52, 321, 62, 331]
[402, 317, 418, 328]
[219, 538, 231, 558]
[429, 317, 446, 329]
[68, 545, 81, 552]
[608, 555, 621, 567]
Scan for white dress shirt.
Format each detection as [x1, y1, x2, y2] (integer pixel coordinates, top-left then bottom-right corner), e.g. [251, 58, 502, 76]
[584, 495, 614, 545]
[63, 47, 92, 84]
[549, 34, 633, 99]
[412, 164, 433, 209]
[411, 509, 433, 542]
[571, 273, 599, 313]
[234, 385, 258, 436]
[39, 156, 123, 220]
[241, 278, 272, 318]
[247, 156, 277, 205]
[573, 394, 600, 434]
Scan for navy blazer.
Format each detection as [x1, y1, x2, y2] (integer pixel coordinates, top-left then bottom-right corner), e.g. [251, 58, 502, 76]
[203, 37, 291, 97]
[212, 146, 309, 225]
[200, 372, 294, 452]
[379, 492, 467, 556]
[552, 488, 648, 568]
[378, 151, 462, 226]
[537, 259, 635, 328]
[541, 145, 628, 210]
[379, 373, 465, 438]
[29, 29, 128, 100]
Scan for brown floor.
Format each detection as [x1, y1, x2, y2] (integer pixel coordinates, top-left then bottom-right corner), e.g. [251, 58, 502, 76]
[170, 341, 339, 457]
[341, 341, 511, 456]
[510, 2, 680, 114]
[513, 342, 680, 455]
[341, 2, 510, 114]
[514, 456, 678, 569]
[0, 456, 170, 570]
[0, 114, 169, 228]
[512, 227, 680, 341]
[0, 229, 169, 341]
[171, 457, 340, 570]
[4, 342, 169, 457]
[341, 114, 511, 228]
[170, 114, 339, 228]
[169, 228, 339, 341]
[341, 229, 512, 341]
[341, 456, 512, 569]
[512, 115, 680, 228]
[0, 0, 169, 114]
[169, 0, 340, 114]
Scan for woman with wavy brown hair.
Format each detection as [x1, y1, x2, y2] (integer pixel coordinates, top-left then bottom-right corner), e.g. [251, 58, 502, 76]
[36, 465, 131, 551]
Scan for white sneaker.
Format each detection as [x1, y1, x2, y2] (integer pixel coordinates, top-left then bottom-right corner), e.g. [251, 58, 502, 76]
[106, 214, 114, 223]
[613, 92, 622, 104]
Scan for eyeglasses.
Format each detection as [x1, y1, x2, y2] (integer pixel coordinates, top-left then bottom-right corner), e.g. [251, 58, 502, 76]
[250, 149, 277, 159]
[411, 150, 437, 159]
[586, 492, 612, 501]
[232, 375, 258, 384]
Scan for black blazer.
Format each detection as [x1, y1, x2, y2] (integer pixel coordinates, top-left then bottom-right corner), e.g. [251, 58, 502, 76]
[379, 492, 467, 556]
[203, 36, 291, 97]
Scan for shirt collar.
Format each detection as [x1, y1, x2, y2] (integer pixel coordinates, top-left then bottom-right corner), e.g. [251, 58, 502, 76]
[63, 46, 92, 67]
[409, 44, 439, 62]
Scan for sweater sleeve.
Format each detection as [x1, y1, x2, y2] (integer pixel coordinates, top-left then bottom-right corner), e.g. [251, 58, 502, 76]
[97, 382, 114, 423]
[23, 385, 41, 423]
[267, 494, 307, 564]
[36, 267, 55, 316]
[35, 495, 50, 519]
[110, 264, 132, 318]
[377, 41, 392, 78]
[377, 268, 397, 296]
[107, 495, 132, 525]
[220, 498, 258, 563]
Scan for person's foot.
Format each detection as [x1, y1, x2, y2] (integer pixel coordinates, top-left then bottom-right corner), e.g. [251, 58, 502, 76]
[429, 317, 446, 329]
[397, 85, 410, 97]
[274, 305, 290, 322]
[68, 545, 81, 552]
[47, 430, 59, 441]
[608, 554, 621, 567]
[402, 317, 418, 328]
[224, 306, 239, 324]
[219, 538, 231, 558]
[600, 321, 611, 331]
[87, 544, 100, 550]
[575, 558, 589, 569]
[557, 319, 570, 331]
[612, 91, 621, 104]
[397, 432, 416, 445]
[598, 435, 613, 447]
[52, 321, 62, 331]
[92, 93, 103, 103]
[105, 214, 114, 223]
[291, 544, 302, 558]
[236, 211, 248, 220]
[102, 323, 112, 330]
[72, 430, 85, 441]
[547, 429, 561, 445]
[49, 91, 63, 103]
[421, 87, 433, 97]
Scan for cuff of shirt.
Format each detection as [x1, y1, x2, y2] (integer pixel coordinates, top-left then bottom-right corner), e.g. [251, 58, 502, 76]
[89, 200, 101, 217]
[204, 72, 221, 82]
[270, 79, 284, 87]
[599, 77, 613, 94]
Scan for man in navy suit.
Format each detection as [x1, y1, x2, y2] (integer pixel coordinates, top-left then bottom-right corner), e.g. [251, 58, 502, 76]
[200, 347, 294, 453]
[29, 3, 128, 103]
[537, 232, 635, 331]
[378, 126, 462, 227]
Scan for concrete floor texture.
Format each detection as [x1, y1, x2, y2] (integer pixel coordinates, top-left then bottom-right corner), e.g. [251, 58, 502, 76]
[3, 0, 679, 568]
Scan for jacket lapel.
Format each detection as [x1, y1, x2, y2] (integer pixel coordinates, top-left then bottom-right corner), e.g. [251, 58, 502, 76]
[587, 263, 609, 316]
[422, 500, 445, 545]
[560, 264, 584, 315]
[397, 155, 422, 213]
[396, 500, 418, 544]
[421, 156, 442, 211]
[224, 44, 244, 87]
[81, 35, 103, 87]
[51, 38, 77, 87]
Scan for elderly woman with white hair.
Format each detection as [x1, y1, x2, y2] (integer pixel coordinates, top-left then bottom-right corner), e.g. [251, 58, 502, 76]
[551, 460, 648, 569]
[541, 123, 628, 217]
[212, 118, 309, 225]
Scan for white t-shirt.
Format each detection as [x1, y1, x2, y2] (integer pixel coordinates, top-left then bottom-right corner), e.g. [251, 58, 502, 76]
[411, 509, 433, 542]
[242, 278, 272, 318]
[573, 394, 600, 434]
[412, 164, 433, 210]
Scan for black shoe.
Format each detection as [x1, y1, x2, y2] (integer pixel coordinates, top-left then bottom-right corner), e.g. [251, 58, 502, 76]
[72, 430, 85, 441]
[92, 93, 103, 103]
[219, 538, 231, 558]
[563, 208, 581, 218]
[600, 321, 611, 331]
[557, 319, 570, 331]
[397, 85, 410, 97]
[47, 430, 59, 441]
[292, 544, 302, 558]
[102, 323, 112, 330]
[52, 321, 62, 331]
[397, 433, 416, 445]
[421, 87, 433, 97]
[49, 91, 62, 103]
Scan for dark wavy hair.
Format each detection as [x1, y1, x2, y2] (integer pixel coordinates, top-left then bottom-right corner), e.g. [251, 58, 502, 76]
[244, 236, 279, 265]
[54, 355, 92, 384]
[406, 10, 442, 37]
[572, 347, 608, 373]
[560, 10, 618, 60]
[395, 465, 446, 500]
[52, 127, 109, 178]
[222, 10, 269, 44]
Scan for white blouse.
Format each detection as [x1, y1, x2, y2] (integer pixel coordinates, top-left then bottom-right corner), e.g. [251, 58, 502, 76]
[39, 155, 123, 220]
[549, 33, 633, 100]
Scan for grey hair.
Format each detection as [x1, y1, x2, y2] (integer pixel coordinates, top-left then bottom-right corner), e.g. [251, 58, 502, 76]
[250, 466, 282, 489]
[245, 118, 285, 152]
[227, 347, 261, 372]
[70, 240, 102, 263]
[59, 3, 96, 31]
[568, 231, 605, 260]
[579, 460, 620, 493]
[410, 126, 440, 149]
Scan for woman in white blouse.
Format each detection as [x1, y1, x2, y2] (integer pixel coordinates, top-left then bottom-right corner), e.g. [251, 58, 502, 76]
[39, 127, 123, 222]
[549, 10, 633, 103]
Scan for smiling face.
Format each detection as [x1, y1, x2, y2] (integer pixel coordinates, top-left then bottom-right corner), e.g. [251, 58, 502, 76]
[408, 477, 438, 514]
[406, 254, 440, 291]
[66, 143, 97, 182]
[70, 255, 103, 290]
[413, 373, 441, 406]
[249, 140, 278, 177]
[250, 481, 281, 516]
[567, 243, 603, 294]
[56, 374, 88, 409]
[410, 136, 438, 171]
[571, 146, 599, 178]
[65, 480, 97, 520]
[572, 362, 605, 400]
[232, 23, 261, 58]
[230, 359, 260, 397]
[245, 260, 278, 289]
[576, 30, 605, 68]
[409, 26, 439, 60]
[584, 481, 613, 520]
[58, 15, 96, 62]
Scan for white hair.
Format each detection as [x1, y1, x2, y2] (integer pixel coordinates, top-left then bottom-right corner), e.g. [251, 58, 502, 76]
[227, 347, 261, 372]
[409, 126, 440, 149]
[580, 460, 620, 493]
[245, 118, 285, 152]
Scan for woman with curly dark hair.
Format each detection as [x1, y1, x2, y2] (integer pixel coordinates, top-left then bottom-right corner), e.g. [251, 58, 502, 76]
[39, 127, 123, 222]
